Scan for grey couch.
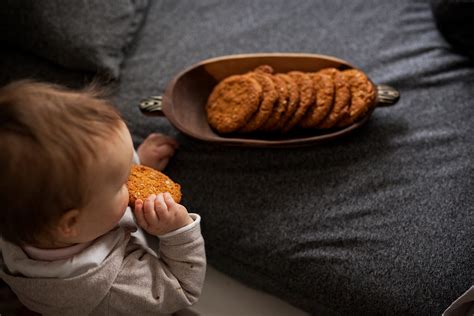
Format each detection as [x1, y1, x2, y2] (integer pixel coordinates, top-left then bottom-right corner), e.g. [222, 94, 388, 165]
[1, 1, 473, 315]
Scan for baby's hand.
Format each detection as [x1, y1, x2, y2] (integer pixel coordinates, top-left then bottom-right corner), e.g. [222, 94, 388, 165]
[133, 192, 193, 236]
[137, 133, 178, 171]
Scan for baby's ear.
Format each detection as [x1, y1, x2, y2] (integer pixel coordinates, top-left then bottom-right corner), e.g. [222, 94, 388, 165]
[55, 209, 81, 238]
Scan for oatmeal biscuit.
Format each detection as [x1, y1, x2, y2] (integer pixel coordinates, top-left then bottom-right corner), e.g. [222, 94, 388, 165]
[283, 71, 315, 132]
[299, 72, 335, 128]
[127, 164, 182, 206]
[206, 74, 262, 133]
[337, 69, 377, 127]
[317, 68, 351, 128]
[240, 71, 278, 132]
[271, 73, 300, 131]
[260, 74, 289, 131]
[254, 64, 275, 74]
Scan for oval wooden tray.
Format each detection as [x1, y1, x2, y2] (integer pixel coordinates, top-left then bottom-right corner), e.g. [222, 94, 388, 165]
[139, 53, 400, 147]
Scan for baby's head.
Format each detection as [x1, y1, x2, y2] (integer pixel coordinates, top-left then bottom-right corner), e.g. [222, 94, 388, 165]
[0, 80, 134, 247]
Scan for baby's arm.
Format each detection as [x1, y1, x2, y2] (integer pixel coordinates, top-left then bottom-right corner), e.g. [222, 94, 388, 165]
[107, 193, 205, 314]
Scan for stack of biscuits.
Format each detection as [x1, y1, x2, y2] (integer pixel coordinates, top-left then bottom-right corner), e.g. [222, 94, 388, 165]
[205, 65, 377, 134]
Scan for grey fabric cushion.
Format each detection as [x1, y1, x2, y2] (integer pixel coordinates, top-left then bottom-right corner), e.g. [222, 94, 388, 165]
[110, 1, 473, 315]
[0, 47, 93, 89]
[0, 0, 149, 79]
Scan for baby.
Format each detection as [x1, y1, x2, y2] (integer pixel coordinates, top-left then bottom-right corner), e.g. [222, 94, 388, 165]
[0, 80, 206, 315]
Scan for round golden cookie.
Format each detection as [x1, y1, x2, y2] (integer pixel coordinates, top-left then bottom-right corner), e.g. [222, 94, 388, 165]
[206, 74, 262, 133]
[260, 74, 289, 131]
[299, 72, 335, 128]
[283, 71, 315, 132]
[127, 164, 182, 206]
[240, 72, 278, 132]
[271, 73, 300, 131]
[254, 64, 275, 75]
[317, 68, 351, 129]
[337, 69, 377, 127]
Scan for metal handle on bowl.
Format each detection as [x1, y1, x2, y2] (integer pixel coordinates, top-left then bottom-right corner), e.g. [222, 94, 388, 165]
[139, 95, 165, 116]
[376, 84, 400, 107]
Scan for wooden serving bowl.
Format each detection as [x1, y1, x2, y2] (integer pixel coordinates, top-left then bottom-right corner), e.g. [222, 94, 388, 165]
[139, 53, 399, 147]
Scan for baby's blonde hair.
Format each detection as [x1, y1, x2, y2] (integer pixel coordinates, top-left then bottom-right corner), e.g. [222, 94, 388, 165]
[0, 80, 124, 245]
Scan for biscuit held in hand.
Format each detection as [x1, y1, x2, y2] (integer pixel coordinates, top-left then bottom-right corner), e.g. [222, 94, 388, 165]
[127, 164, 182, 206]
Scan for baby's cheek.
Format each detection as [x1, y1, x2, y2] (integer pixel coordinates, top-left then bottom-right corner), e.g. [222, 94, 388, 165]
[124, 186, 130, 203]
[121, 188, 130, 211]
[113, 198, 129, 226]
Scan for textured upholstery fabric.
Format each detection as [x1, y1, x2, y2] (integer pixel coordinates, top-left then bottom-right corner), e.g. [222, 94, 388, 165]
[0, 0, 149, 78]
[0, 0, 472, 315]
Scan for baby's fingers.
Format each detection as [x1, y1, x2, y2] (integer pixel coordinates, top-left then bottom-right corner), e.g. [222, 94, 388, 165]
[154, 193, 169, 220]
[154, 144, 175, 159]
[133, 199, 148, 230]
[148, 133, 179, 149]
[143, 194, 159, 226]
[156, 158, 170, 171]
[163, 192, 177, 208]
